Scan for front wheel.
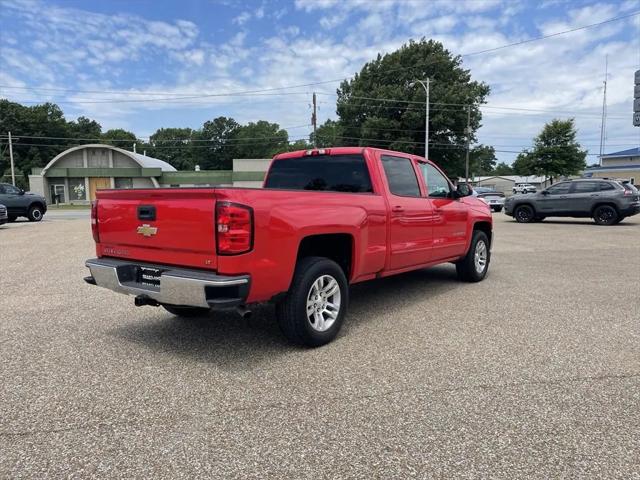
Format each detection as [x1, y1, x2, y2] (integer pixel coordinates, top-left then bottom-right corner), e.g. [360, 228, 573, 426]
[593, 205, 618, 226]
[162, 304, 211, 317]
[456, 230, 490, 282]
[276, 256, 348, 347]
[27, 205, 44, 222]
[514, 205, 535, 223]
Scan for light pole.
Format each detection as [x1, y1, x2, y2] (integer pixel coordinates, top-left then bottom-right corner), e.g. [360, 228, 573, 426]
[409, 79, 429, 160]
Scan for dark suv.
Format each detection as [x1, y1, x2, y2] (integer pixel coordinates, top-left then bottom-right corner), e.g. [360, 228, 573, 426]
[0, 183, 47, 222]
[504, 179, 640, 225]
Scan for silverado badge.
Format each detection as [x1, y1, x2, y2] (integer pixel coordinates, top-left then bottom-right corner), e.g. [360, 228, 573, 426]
[136, 224, 158, 237]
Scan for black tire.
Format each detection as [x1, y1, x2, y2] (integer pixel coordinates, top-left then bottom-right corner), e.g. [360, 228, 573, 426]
[27, 205, 44, 222]
[162, 304, 211, 317]
[514, 204, 535, 223]
[456, 230, 490, 282]
[8, 215, 17, 222]
[593, 205, 618, 226]
[276, 256, 348, 347]
[492, 206, 503, 213]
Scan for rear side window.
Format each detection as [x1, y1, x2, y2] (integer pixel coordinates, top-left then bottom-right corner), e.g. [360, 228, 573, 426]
[571, 182, 599, 193]
[381, 155, 421, 197]
[264, 154, 373, 193]
[600, 182, 616, 191]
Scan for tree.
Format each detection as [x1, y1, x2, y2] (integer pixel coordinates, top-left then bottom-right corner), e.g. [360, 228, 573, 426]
[469, 145, 497, 175]
[69, 116, 102, 139]
[511, 151, 533, 175]
[197, 116, 240, 170]
[287, 139, 311, 151]
[522, 119, 587, 181]
[333, 39, 490, 176]
[493, 162, 514, 176]
[102, 129, 138, 150]
[232, 121, 289, 160]
[146, 128, 197, 170]
[313, 120, 344, 148]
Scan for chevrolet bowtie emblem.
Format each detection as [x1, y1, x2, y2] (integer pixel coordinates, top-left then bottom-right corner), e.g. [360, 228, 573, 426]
[136, 224, 158, 237]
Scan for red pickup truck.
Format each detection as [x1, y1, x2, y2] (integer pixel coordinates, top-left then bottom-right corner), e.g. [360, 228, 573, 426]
[85, 147, 492, 346]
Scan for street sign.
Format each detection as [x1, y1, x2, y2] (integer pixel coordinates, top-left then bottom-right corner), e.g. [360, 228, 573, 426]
[635, 112, 640, 127]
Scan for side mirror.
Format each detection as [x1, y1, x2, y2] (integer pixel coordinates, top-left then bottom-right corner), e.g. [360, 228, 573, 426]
[19, 189, 25, 195]
[455, 183, 472, 197]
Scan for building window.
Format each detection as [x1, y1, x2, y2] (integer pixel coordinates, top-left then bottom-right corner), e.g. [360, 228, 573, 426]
[114, 177, 133, 189]
[69, 178, 86, 200]
[50, 184, 66, 204]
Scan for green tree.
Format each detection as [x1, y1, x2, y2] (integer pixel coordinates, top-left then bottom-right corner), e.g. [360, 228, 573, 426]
[197, 116, 240, 170]
[511, 151, 533, 175]
[493, 162, 514, 176]
[145, 128, 197, 170]
[287, 139, 311, 151]
[469, 144, 497, 175]
[313, 120, 344, 148]
[333, 39, 490, 176]
[523, 119, 587, 181]
[232, 121, 289, 160]
[101, 128, 138, 150]
[69, 116, 102, 139]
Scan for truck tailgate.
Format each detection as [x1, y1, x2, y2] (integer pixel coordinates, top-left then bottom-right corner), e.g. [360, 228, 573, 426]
[95, 188, 218, 270]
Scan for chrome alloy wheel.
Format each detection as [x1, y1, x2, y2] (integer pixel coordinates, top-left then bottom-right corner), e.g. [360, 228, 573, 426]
[306, 274, 341, 332]
[474, 240, 488, 274]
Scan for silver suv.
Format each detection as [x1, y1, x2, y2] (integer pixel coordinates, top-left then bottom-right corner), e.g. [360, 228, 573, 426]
[504, 179, 640, 225]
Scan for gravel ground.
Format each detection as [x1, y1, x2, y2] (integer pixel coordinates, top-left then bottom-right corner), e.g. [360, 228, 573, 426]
[1, 214, 639, 478]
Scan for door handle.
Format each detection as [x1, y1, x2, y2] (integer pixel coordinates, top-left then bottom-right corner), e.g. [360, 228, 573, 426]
[391, 206, 404, 213]
[590, 194, 600, 197]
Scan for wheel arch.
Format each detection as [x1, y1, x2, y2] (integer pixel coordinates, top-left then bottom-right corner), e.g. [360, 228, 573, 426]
[296, 233, 354, 281]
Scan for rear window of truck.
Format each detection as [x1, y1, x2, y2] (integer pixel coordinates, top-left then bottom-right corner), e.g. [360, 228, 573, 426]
[264, 154, 373, 193]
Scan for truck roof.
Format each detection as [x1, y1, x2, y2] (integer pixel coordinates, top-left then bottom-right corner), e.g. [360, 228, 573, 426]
[273, 146, 428, 161]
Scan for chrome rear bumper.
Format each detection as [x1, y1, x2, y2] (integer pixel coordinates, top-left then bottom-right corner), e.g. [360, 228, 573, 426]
[85, 257, 250, 308]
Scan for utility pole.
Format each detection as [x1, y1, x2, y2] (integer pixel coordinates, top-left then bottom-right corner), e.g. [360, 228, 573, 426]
[465, 106, 471, 184]
[8, 131, 15, 186]
[312, 92, 317, 148]
[409, 79, 430, 159]
[599, 55, 608, 164]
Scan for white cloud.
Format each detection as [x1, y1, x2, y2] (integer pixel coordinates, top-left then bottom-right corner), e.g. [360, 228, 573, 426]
[233, 11, 251, 25]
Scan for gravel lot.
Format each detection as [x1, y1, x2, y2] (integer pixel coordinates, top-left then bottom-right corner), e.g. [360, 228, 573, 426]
[1, 214, 639, 478]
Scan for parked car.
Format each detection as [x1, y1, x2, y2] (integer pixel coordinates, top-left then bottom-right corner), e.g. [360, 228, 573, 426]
[513, 183, 537, 194]
[0, 183, 47, 222]
[504, 179, 640, 225]
[85, 147, 493, 347]
[0, 204, 7, 225]
[473, 187, 505, 212]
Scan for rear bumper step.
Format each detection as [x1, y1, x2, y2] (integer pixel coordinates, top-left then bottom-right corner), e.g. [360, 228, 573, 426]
[85, 257, 250, 309]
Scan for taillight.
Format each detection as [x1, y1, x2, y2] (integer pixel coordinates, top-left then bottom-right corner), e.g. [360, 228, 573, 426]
[216, 202, 253, 255]
[623, 189, 632, 196]
[91, 200, 99, 242]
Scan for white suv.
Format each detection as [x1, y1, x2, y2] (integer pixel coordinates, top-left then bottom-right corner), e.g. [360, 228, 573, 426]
[513, 183, 537, 194]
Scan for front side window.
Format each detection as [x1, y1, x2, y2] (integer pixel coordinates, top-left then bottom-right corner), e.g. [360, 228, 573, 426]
[3, 184, 20, 194]
[264, 154, 373, 193]
[546, 183, 571, 195]
[380, 155, 420, 197]
[420, 163, 450, 198]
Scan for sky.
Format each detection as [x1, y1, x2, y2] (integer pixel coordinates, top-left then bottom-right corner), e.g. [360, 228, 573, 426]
[1, 0, 639, 165]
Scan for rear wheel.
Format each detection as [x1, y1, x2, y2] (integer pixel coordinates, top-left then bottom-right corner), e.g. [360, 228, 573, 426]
[27, 205, 44, 222]
[162, 305, 211, 317]
[514, 205, 535, 223]
[456, 230, 490, 282]
[276, 256, 348, 347]
[593, 205, 618, 226]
